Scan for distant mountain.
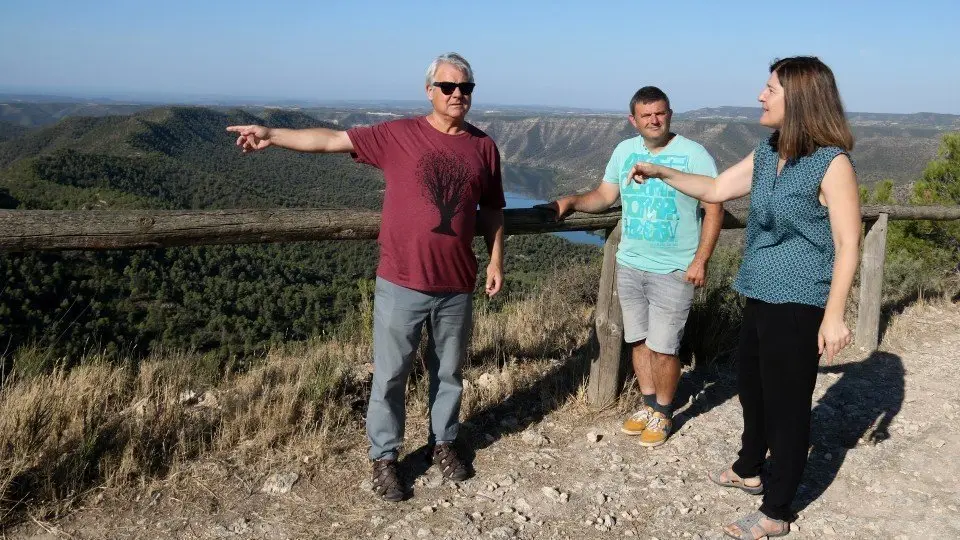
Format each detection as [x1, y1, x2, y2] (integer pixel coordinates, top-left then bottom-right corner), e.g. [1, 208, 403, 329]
[0, 106, 385, 211]
[2, 99, 957, 199]
[678, 106, 960, 129]
[675, 106, 761, 122]
[473, 115, 948, 189]
[845, 111, 960, 129]
[296, 109, 950, 190]
[0, 121, 28, 142]
[0, 101, 151, 128]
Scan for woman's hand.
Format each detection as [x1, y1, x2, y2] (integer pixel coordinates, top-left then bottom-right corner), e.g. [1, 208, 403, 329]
[628, 161, 667, 184]
[818, 315, 852, 364]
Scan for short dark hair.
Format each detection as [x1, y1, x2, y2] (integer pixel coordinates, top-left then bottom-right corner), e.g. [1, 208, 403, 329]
[629, 86, 670, 115]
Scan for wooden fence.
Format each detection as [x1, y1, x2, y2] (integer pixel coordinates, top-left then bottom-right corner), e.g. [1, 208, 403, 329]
[2, 204, 960, 406]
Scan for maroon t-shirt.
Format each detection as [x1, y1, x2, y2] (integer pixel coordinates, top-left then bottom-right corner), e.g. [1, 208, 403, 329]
[347, 117, 505, 293]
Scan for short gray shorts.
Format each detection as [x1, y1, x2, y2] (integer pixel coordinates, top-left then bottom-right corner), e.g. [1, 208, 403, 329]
[616, 263, 695, 355]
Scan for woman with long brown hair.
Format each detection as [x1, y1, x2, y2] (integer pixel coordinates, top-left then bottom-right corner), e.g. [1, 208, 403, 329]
[630, 56, 861, 539]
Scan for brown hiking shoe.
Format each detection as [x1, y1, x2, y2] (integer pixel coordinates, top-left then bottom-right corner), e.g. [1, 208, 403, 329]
[432, 443, 470, 482]
[621, 405, 655, 435]
[639, 412, 673, 447]
[371, 458, 404, 502]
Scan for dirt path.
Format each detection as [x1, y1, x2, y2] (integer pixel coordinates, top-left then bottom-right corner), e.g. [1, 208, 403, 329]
[17, 301, 960, 539]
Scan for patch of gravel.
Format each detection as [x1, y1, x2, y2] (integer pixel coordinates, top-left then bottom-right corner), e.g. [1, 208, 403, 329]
[13, 302, 960, 539]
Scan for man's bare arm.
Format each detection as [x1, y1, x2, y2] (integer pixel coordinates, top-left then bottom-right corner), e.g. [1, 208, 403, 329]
[541, 182, 620, 219]
[226, 125, 354, 153]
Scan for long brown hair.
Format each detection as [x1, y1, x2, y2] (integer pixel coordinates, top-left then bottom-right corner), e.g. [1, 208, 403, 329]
[771, 56, 854, 159]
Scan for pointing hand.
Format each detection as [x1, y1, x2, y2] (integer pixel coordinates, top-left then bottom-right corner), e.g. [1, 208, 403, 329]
[226, 125, 272, 153]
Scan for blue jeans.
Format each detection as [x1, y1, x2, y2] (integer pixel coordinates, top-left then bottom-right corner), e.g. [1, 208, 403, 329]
[366, 277, 473, 460]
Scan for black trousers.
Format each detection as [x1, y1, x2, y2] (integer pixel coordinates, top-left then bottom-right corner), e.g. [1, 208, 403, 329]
[731, 298, 824, 522]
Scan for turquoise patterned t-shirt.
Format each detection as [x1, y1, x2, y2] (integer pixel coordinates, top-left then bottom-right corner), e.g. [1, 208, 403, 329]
[603, 134, 718, 274]
[733, 138, 846, 307]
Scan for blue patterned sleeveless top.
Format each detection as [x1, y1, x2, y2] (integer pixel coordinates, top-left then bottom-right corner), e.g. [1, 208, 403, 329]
[733, 137, 847, 307]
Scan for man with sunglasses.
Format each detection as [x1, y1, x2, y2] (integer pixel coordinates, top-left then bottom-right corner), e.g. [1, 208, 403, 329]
[543, 86, 723, 447]
[227, 52, 505, 502]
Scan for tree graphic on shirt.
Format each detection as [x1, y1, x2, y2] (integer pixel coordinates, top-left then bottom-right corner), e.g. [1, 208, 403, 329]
[417, 150, 472, 236]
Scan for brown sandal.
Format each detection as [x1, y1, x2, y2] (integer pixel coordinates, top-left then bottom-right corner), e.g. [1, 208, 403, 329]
[372, 458, 405, 502]
[432, 443, 470, 481]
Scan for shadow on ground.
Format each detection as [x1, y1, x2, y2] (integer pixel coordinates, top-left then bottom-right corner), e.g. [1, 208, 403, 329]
[672, 360, 739, 433]
[794, 351, 905, 513]
[395, 327, 746, 496]
[395, 323, 601, 490]
[457, 328, 599, 457]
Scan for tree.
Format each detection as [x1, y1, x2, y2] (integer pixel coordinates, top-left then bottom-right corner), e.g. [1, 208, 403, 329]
[0, 187, 17, 209]
[879, 133, 960, 301]
[417, 150, 472, 236]
[912, 132, 960, 205]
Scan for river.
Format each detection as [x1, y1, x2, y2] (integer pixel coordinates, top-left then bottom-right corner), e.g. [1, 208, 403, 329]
[502, 164, 604, 246]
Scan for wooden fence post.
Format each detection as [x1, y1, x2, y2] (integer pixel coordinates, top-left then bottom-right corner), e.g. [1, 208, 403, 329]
[855, 213, 889, 351]
[588, 222, 625, 407]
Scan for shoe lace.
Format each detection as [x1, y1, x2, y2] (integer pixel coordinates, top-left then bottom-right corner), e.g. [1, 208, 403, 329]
[646, 415, 666, 433]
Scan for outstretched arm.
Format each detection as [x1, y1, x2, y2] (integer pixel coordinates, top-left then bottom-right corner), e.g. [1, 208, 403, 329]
[226, 125, 355, 154]
[540, 182, 620, 219]
[630, 152, 755, 203]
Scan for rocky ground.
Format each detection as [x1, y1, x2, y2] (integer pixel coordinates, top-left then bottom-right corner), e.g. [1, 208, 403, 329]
[15, 300, 960, 539]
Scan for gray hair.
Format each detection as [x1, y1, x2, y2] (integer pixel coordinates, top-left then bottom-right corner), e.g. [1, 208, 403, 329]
[425, 52, 474, 85]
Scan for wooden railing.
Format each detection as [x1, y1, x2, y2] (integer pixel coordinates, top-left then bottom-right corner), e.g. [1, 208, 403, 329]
[2, 204, 960, 406]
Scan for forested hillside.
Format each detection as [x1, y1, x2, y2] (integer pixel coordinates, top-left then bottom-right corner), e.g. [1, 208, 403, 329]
[0, 107, 600, 366]
[3, 102, 956, 367]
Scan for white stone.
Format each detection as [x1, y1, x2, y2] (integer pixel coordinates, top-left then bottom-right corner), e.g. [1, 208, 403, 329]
[541, 486, 560, 499]
[476, 373, 497, 389]
[521, 430, 550, 446]
[261, 472, 299, 495]
[515, 498, 532, 514]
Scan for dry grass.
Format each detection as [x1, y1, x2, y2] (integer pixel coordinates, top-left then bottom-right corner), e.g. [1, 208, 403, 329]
[0, 341, 368, 528]
[6, 258, 929, 530]
[0, 264, 603, 530]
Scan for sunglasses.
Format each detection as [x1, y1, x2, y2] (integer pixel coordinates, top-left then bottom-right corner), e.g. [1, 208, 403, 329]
[431, 82, 476, 96]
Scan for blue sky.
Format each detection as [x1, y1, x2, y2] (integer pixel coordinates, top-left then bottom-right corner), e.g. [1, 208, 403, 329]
[1, 0, 958, 114]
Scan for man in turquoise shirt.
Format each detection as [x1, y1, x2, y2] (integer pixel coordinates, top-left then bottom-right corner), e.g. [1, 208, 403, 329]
[545, 86, 723, 446]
